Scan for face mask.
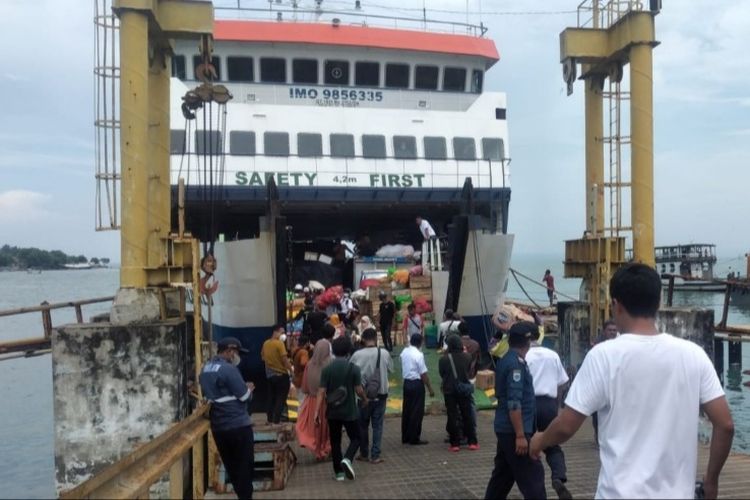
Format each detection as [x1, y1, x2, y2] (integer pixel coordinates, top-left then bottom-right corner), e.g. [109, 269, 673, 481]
[231, 352, 241, 366]
[280, 334, 287, 343]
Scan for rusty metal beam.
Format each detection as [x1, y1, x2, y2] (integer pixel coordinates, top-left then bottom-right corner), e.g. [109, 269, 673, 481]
[0, 337, 50, 355]
[0, 296, 114, 318]
[60, 405, 210, 500]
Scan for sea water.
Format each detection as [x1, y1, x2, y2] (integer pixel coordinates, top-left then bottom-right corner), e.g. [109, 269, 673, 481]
[0, 257, 748, 499]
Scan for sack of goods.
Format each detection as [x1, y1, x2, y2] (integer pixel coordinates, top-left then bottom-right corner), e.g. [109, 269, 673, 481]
[375, 244, 416, 258]
[317, 285, 343, 308]
[392, 269, 410, 285]
[413, 297, 432, 314]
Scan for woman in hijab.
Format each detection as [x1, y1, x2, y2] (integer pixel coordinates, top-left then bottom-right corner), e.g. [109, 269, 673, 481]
[296, 338, 333, 460]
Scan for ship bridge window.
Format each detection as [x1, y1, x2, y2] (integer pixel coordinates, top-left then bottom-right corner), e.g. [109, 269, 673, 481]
[170, 129, 186, 154]
[443, 67, 466, 92]
[227, 56, 254, 82]
[415, 65, 439, 90]
[325, 60, 350, 85]
[330, 134, 355, 158]
[385, 63, 410, 89]
[172, 55, 186, 80]
[293, 59, 318, 84]
[260, 57, 287, 83]
[298, 133, 323, 157]
[193, 56, 221, 81]
[195, 130, 223, 155]
[393, 136, 417, 159]
[471, 69, 484, 93]
[453, 137, 476, 161]
[481, 138, 505, 161]
[355, 62, 380, 86]
[424, 137, 447, 160]
[264, 132, 290, 156]
[230, 131, 256, 156]
[362, 135, 386, 159]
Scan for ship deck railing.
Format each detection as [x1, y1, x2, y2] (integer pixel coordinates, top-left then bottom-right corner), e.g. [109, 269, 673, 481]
[214, 3, 488, 38]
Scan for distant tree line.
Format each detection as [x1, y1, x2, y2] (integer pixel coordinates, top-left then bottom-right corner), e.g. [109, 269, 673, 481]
[0, 245, 110, 270]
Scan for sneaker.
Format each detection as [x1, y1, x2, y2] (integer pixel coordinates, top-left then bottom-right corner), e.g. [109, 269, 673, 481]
[468, 444, 480, 451]
[334, 473, 345, 482]
[341, 458, 356, 480]
[448, 446, 460, 452]
[552, 479, 572, 500]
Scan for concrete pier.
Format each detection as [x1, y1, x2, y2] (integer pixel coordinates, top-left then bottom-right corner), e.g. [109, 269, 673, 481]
[52, 319, 189, 495]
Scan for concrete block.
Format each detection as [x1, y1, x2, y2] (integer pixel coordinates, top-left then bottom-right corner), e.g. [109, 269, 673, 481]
[657, 307, 715, 360]
[109, 288, 162, 325]
[52, 319, 188, 495]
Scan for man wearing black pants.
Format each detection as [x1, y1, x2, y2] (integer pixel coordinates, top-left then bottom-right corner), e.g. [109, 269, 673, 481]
[399, 334, 435, 445]
[525, 326, 571, 499]
[261, 325, 292, 424]
[485, 323, 545, 500]
[200, 337, 255, 499]
[316, 337, 368, 481]
[377, 291, 395, 352]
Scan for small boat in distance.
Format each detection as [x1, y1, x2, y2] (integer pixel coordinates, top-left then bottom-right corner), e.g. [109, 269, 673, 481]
[63, 263, 93, 270]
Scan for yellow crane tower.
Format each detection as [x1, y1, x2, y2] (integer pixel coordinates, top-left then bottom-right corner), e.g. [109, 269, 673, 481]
[560, 0, 660, 338]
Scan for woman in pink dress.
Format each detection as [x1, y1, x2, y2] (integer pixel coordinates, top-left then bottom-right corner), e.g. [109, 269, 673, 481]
[296, 338, 333, 460]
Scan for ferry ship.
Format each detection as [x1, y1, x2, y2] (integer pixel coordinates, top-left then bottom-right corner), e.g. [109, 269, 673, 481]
[628, 243, 724, 292]
[168, 2, 513, 390]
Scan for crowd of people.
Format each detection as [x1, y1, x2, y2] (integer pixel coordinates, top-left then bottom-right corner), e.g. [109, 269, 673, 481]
[199, 263, 736, 500]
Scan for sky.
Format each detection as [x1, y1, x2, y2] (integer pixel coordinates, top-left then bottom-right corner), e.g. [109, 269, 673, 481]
[0, 0, 748, 264]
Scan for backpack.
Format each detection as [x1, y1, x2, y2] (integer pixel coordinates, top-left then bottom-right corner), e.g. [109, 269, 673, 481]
[326, 362, 352, 408]
[365, 347, 383, 400]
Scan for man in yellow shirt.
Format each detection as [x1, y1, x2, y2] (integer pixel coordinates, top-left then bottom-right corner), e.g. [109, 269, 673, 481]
[261, 324, 292, 424]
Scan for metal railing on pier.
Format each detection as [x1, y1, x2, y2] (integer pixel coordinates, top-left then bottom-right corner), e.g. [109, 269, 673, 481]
[0, 296, 115, 362]
[59, 404, 210, 499]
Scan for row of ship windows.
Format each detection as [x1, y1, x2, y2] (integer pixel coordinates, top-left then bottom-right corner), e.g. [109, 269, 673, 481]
[174, 55, 484, 93]
[171, 130, 505, 161]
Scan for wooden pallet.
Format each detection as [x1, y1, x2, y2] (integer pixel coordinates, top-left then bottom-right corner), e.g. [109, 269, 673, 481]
[253, 423, 296, 444]
[253, 442, 296, 491]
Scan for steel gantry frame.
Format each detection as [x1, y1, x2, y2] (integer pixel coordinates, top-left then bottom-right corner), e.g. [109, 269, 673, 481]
[561, 0, 660, 338]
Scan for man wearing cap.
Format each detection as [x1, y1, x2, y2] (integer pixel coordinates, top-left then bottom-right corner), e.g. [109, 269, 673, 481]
[377, 290, 395, 352]
[485, 322, 546, 499]
[200, 337, 255, 500]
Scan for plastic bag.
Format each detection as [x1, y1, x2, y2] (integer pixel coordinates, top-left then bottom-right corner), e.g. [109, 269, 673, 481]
[413, 297, 432, 314]
[359, 278, 381, 289]
[392, 269, 410, 285]
[394, 294, 412, 309]
[409, 265, 423, 276]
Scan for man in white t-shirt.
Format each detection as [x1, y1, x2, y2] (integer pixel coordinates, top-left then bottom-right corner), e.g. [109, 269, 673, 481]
[525, 326, 571, 499]
[416, 216, 436, 240]
[530, 263, 734, 499]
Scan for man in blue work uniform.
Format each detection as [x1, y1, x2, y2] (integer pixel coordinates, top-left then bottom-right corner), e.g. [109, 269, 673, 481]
[485, 322, 546, 499]
[200, 337, 255, 499]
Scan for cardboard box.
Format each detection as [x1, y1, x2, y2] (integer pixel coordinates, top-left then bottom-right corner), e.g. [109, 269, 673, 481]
[475, 369, 495, 391]
[410, 275, 432, 289]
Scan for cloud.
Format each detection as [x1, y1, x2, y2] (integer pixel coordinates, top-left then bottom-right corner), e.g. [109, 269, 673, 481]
[0, 190, 52, 223]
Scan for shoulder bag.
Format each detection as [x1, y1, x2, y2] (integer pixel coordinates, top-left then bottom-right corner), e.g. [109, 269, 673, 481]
[365, 347, 382, 400]
[326, 362, 352, 408]
[448, 353, 475, 398]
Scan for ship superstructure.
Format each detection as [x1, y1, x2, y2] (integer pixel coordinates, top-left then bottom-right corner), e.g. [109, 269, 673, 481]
[167, 3, 515, 386]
